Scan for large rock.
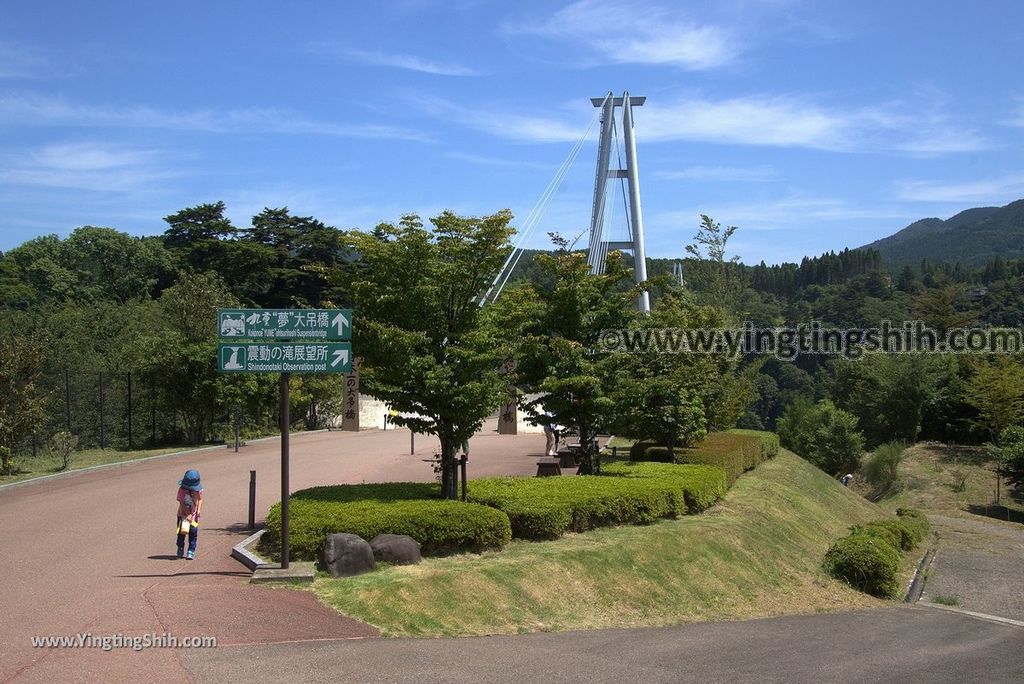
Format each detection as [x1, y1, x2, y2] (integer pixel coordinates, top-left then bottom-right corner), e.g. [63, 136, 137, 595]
[369, 534, 422, 565]
[320, 533, 375, 577]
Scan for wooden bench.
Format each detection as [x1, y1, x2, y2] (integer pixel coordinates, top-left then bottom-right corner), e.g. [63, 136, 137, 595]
[535, 458, 562, 477]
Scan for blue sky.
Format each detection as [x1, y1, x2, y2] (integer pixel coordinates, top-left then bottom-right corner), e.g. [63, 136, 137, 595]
[2, 0, 1023, 264]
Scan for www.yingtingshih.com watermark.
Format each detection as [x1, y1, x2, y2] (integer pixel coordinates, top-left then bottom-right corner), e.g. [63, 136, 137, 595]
[31, 632, 217, 651]
[597, 321, 1024, 360]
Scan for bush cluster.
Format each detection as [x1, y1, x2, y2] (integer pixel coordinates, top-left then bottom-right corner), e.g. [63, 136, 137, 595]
[628, 430, 778, 485]
[822, 533, 903, 598]
[468, 463, 727, 540]
[264, 497, 512, 561]
[823, 508, 931, 598]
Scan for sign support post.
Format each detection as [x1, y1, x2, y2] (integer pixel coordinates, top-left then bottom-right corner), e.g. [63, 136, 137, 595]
[280, 371, 290, 569]
[216, 308, 353, 572]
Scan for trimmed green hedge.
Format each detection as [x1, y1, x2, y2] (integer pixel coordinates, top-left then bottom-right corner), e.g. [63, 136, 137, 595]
[600, 462, 728, 514]
[468, 463, 727, 540]
[264, 497, 512, 561]
[822, 532, 902, 598]
[628, 430, 778, 485]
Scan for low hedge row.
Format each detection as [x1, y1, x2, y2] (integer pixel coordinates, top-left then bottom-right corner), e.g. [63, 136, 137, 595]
[822, 508, 931, 598]
[467, 463, 727, 540]
[628, 430, 779, 485]
[264, 497, 512, 561]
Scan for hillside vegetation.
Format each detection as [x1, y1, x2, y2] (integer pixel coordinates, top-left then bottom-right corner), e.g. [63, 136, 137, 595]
[313, 451, 883, 636]
[859, 200, 1024, 267]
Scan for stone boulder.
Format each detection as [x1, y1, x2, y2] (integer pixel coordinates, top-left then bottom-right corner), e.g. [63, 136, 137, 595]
[320, 533, 375, 577]
[369, 534, 422, 565]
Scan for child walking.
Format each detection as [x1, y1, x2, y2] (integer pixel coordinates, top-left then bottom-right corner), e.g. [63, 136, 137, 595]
[176, 469, 204, 560]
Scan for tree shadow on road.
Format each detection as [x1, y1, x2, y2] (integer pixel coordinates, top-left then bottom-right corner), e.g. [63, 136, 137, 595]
[117, 570, 252, 578]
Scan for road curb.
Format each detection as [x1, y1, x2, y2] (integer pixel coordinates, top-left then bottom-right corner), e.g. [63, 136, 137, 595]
[231, 528, 271, 571]
[919, 601, 1024, 628]
[0, 429, 336, 493]
[904, 547, 935, 603]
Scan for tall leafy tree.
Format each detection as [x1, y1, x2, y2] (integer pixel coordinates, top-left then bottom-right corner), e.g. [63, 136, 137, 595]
[0, 334, 48, 474]
[343, 211, 516, 499]
[496, 243, 638, 474]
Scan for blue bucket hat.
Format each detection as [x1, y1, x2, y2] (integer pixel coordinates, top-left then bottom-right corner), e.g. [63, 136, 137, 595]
[179, 469, 202, 491]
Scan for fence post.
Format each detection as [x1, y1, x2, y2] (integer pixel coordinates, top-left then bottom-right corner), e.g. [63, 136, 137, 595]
[98, 372, 105, 450]
[126, 372, 133, 450]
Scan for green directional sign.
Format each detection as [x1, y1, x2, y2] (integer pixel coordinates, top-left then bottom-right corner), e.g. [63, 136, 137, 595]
[218, 342, 352, 374]
[217, 308, 351, 341]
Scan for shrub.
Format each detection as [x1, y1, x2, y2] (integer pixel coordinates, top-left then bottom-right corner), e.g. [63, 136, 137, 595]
[895, 508, 931, 547]
[862, 442, 907, 489]
[852, 520, 907, 551]
[601, 462, 727, 513]
[628, 431, 775, 485]
[49, 431, 79, 471]
[264, 496, 511, 561]
[822, 532, 902, 598]
[468, 463, 727, 540]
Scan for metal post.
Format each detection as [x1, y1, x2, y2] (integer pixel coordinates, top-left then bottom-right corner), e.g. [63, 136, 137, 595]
[621, 91, 650, 313]
[65, 369, 71, 433]
[151, 381, 157, 446]
[410, 430, 415, 455]
[460, 455, 468, 502]
[248, 470, 257, 530]
[98, 372, 105, 449]
[280, 372, 290, 569]
[127, 372, 133, 450]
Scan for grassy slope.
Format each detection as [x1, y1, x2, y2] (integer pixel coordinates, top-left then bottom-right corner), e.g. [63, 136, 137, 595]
[314, 451, 884, 636]
[860, 443, 1024, 519]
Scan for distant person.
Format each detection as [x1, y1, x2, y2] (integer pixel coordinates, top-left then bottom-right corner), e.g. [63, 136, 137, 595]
[176, 469, 204, 560]
[543, 410, 561, 457]
[840, 473, 853, 487]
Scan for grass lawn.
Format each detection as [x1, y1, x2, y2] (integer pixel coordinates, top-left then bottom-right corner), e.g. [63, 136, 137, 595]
[0, 444, 216, 486]
[311, 450, 885, 636]
[858, 442, 1024, 522]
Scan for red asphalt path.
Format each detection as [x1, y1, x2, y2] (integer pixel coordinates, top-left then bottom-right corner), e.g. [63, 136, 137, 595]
[0, 424, 546, 683]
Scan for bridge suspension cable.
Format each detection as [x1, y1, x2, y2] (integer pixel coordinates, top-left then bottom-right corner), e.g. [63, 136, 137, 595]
[479, 95, 607, 306]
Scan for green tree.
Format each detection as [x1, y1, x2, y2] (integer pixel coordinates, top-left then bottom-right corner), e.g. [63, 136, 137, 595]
[685, 215, 745, 318]
[994, 426, 1024, 491]
[0, 335, 48, 474]
[966, 356, 1024, 439]
[495, 241, 639, 475]
[777, 398, 865, 475]
[343, 211, 516, 499]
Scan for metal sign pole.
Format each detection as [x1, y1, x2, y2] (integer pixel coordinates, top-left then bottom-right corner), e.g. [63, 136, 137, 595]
[280, 372, 290, 569]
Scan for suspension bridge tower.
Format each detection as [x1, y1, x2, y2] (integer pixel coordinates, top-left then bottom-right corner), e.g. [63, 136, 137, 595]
[587, 91, 650, 313]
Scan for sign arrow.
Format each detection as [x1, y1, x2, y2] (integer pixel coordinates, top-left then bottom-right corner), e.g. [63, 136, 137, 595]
[331, 349, 350, 368]
[332, 312, 350, 336]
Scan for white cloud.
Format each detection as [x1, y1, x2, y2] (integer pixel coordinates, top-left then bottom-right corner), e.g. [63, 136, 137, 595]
[508, 0, 737, 70]
[0, 94, 429, 141]
[654, 165, 777, 182]
[1, 141, 175, 192]
[894, 174, 1024, 203]
[344, 49, 478, 76]
[418, 91, 988, 154]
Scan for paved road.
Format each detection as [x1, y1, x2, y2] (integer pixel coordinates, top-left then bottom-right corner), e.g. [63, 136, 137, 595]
[179, 606, 1022, 683]
[0, 424, 543, 683]
[3, 426, 1023, 683]
[923, 514, 1024, 622]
